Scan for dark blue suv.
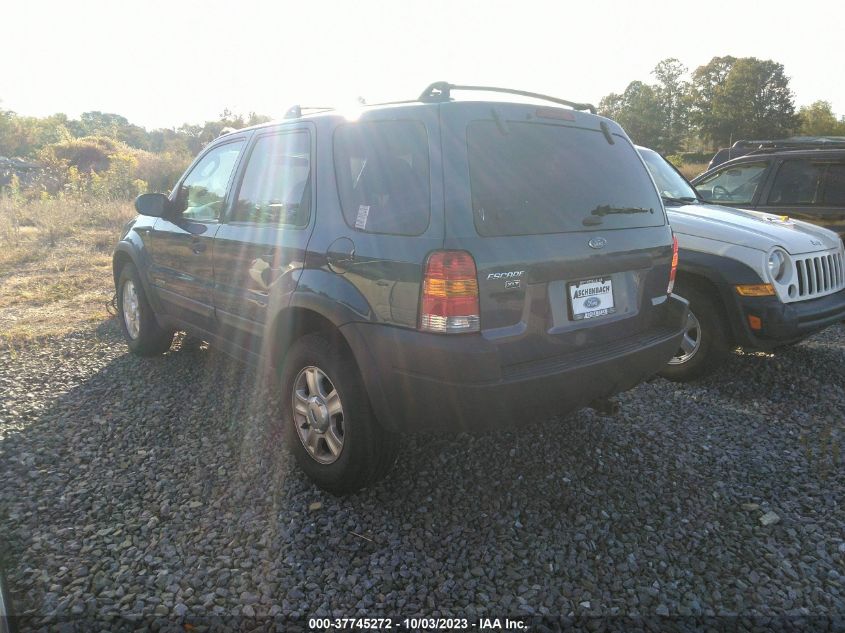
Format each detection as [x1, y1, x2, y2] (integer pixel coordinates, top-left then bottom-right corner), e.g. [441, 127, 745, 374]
[113, 83, 688, 492]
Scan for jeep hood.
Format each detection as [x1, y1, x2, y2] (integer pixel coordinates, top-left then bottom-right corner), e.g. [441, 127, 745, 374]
[667, 202, 842, 255]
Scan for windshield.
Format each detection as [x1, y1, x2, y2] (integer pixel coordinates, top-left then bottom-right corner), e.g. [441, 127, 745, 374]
[638, 147, 698, 201]
[467, 121, 665, 236]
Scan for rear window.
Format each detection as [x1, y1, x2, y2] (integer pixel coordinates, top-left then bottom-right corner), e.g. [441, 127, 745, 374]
[467, 121, 664, 236]
[334, 120, 430, 235]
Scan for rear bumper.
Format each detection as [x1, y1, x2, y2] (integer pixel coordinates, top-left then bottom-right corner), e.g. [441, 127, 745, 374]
[731, 287, 845, 349]
[341, 295, 688, 433]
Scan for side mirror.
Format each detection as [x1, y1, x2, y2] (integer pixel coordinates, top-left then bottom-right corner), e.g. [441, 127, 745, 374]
[135, 192, 173, 217]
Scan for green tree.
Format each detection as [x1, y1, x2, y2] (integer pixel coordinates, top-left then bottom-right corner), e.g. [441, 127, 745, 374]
[688, 56, 736, 146]
[797, 100, 845, 136]
[598, 59, 692, 153]
[71, 111, 149, 150]
[651, 58, 690, 154]
[690, 56, 798, 146]
[599, 81, 664, 150]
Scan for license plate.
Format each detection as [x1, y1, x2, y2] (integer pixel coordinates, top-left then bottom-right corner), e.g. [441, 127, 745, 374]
[568, 276, 616, 321]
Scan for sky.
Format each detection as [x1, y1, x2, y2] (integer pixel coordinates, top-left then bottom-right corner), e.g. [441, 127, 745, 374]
[2, 0, 844, 130]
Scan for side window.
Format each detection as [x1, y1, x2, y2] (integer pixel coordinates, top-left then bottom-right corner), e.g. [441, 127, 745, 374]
[823, 163, 845, 206]
[766, 160, 825, 205]
[333, 120, 430, 235]
[180, 141, 245, 221]
[231, 131, 312, 226]
[695, 161, 768, 205]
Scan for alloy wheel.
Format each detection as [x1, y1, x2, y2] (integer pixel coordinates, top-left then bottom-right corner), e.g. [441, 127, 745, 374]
[122, 279, 141, 340]
[668, 309, 702, 365]
[292, 365, 345, 464]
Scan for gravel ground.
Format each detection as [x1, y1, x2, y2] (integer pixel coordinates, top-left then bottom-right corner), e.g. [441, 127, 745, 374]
[1, 320, 844, 631]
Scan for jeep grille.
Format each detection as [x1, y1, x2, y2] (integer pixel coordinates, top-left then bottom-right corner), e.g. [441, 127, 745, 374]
[794, 251, 845, 299]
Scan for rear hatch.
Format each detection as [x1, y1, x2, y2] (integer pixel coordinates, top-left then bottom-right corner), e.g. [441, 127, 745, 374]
[439, 101, 676, 367]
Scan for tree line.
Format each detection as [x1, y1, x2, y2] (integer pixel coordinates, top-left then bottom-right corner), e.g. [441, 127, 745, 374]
[0, 108, 271, 161]
[0, 107, 272, 198]
[599, 56, 845, 158]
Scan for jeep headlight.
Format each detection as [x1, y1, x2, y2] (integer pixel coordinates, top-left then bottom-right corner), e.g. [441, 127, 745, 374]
[767, 248, 788, 282]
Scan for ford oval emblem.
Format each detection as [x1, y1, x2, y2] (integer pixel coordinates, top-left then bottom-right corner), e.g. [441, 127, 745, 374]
[588, 237, 607, 249]
[584, 297, 601, 308]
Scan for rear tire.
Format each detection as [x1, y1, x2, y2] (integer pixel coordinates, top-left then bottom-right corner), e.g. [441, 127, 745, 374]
[659, 283, 730, 382]
[117, 264, 174, 356]
[279, 333, 399, 494]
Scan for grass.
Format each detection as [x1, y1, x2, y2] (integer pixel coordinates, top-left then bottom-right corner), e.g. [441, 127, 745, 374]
[0, 196, 134, 348]
[678, 162, 709, 180]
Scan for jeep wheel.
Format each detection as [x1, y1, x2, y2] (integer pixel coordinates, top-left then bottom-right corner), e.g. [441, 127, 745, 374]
[659, 284, 729, 382]
[117, 264, 174, 356]
[280, 333, 399, 494]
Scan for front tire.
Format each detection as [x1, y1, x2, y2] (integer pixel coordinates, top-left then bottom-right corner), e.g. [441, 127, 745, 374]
[659, 283, 730, 382]
[117, 264, 174, 356]
[279, 333, 399, 494]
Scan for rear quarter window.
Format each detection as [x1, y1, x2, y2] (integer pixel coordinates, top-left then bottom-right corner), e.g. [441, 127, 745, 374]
[467, 121, 664, 236]
[823, 162, 845, 206]
[333, 120, 430, 236]
[767, 159, 825, 205]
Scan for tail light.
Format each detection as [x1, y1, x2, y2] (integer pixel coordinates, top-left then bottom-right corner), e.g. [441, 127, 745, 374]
[420, 250, 480, 333]
[667, 234, 679, 294]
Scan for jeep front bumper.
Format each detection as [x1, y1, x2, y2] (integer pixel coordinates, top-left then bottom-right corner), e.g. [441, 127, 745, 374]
[733, 287, 845, 349]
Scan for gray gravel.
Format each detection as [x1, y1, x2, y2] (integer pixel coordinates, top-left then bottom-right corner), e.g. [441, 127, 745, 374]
[1, 321, 844, 631]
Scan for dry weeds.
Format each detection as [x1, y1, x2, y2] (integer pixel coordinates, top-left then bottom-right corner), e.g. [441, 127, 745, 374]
[0, 197, 134, 347]
[678, 162, 709, 180]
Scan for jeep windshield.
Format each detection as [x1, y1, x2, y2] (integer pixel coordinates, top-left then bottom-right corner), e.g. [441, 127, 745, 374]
[637, 147, 699, 205]
[467, 121, 665, 236]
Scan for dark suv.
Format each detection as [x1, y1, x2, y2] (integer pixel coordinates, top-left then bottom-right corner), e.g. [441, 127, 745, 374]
[113, 83, 688, 493]
[692, 146, 845, 239]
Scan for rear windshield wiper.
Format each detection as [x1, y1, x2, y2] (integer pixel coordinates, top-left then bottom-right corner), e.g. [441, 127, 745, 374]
[589, 205, 654, 217]
[582, 204, 655, 226]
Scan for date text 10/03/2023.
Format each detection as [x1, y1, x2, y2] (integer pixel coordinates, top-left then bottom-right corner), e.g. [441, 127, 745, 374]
[308, 617, 527, 630]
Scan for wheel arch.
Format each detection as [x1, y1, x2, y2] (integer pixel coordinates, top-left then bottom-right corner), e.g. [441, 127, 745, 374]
[267, 306, 357, 374]
[675, 248, 768, 347]
[266, 268, 378, 371]
[265, 297, 392, 431]
[673, 269, 737, 347]
[112, 247, 134, 288]
[112, 242, 168, 321]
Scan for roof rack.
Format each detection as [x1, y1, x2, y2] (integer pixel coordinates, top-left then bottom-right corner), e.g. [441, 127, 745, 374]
[417, 82, 597, 114]
[284, 105, 335, 119]
[733, 136, 845, 150]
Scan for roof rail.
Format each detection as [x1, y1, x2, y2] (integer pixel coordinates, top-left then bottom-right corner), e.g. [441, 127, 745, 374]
[284, 105, 335, 119]
[417, 82, 597, 114]
[733, 136, 845, 150]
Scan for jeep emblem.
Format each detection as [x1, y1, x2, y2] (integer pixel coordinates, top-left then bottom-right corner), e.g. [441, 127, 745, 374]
[588, 237, 607, 249]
